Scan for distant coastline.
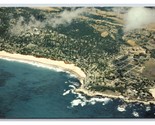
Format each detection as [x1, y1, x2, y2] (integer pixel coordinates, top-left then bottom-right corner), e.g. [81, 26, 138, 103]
[0, 51, 155, 105]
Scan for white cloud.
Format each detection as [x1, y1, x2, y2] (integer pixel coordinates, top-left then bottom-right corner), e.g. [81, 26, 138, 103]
[9, 16, 44, 35]
[47, 8, 87, 27]
[124, 7, 155, 32]
[9, 8, 88, 35]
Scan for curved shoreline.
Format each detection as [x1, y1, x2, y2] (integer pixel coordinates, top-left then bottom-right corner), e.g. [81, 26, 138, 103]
[0, 51, 86, 84]
[1, 51, 155, 105]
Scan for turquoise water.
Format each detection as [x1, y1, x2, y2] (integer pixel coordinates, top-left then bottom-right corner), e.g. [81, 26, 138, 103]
[0, 59, 155, 118]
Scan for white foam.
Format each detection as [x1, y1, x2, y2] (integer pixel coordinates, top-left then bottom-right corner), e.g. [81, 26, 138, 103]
[68, 74, 77, 78]
[69, 85, 76, 89]
[76, 93, 87, 100]
[70, 96, 111, 107]
[117, 105, 126, 112]
[70, 88, 111, 107]
[81, 102, 87, 107]
[63, 90, 70, 96]
[71, 99, 81, 106]
[132, 111, 139, 117]
[146, 106, 151, 111]
[70, 91, 87, 107]
[71, 99, 86, 107]
[90, 97, 110, 102]
[90, 101, 96, 105]
[68, 80, 80, 87]
[102, 103, 106, 105]
[88, 97, 111, 105]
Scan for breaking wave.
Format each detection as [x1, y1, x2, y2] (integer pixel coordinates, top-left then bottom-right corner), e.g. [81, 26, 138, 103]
[146, 106, 151, 112]
[62, 81, 112, 107]
[63, 90, 71, 96]
[70, 93, 112, 107]
[132, 111, 139, 117]
[117, 105, 127, 112]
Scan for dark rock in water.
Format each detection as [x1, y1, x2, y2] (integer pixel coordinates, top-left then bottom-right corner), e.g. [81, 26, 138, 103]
[0, 70, 15, 78]
[0, 70, 15, 87]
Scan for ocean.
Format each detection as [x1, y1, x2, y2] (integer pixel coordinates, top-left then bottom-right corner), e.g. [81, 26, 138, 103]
[0, 59, 155, 119]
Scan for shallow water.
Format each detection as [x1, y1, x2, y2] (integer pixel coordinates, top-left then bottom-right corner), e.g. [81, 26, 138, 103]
[0, 59, 155, 118]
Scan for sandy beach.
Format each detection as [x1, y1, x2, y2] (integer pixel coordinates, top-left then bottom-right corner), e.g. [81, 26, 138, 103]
[0, 51, 86, 84]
